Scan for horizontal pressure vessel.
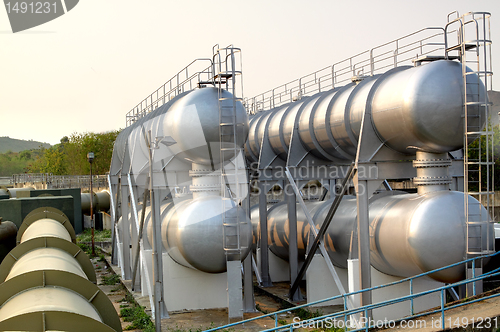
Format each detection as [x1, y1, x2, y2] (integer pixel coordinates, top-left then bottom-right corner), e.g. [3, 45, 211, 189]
[245, 60, 485, 162]
[145, 195, 253, 273]
[111, 87, 249, 175]
[259, 191, 492, 283]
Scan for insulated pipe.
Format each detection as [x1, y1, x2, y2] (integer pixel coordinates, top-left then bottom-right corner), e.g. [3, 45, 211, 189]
[258, 191, 493, 283]
[0, 207, 122, 332]
[245, 60, 486, 162]
[82, 190, 111, 214]
[0, 217, 17, 263]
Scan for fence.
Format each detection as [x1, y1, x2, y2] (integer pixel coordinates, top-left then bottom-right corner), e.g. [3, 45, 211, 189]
[11, 173, 108, 191]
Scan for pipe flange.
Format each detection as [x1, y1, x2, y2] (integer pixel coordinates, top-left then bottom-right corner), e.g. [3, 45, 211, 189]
[189, 169, 221, 177]
[412, 159, 452, 168]
[413, 176, 452, 185]
[189, 184, 220, 192]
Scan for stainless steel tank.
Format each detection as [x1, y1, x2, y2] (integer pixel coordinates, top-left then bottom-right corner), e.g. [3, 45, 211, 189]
[246, 60, 485, 161]
[147, 195, 253, 273]
[257, 191, 491, 283]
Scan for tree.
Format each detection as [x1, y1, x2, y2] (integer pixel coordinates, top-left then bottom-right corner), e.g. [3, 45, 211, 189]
[26, 130, 120, 176]
[467, 125, 500, 191]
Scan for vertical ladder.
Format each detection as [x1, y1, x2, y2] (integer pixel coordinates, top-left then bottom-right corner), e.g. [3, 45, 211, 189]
[446, 12, 495, 259]
[213, 45, 247, 321]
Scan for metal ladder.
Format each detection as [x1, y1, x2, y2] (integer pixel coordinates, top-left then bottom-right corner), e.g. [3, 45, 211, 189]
[212, 45, 247, 320]
[445, 12, 494, 258]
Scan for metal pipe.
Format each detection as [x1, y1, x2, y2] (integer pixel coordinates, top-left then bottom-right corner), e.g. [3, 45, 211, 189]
[0, 207, 122, 331]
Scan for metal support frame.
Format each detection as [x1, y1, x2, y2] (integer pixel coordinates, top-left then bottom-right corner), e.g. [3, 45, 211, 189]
[146, 130, 169, 330]
[121, 184, 132, 280]
[354, 176, 372, 318]
[131, 175, 150, 292]
[287, 164, 355, 300]
[108, 174, 119, 266]
[243, 195, 256, 312]
[128, 173, 141, 291]
[285, 176, 302, 302]
[258, 180, 272, 287]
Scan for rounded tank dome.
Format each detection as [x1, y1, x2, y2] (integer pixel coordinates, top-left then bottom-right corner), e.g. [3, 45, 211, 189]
[163, 87, 249, 165]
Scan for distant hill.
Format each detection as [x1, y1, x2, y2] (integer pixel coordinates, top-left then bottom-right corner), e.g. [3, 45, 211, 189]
[0, 137, 51, 153]
[488, 90, 500, 126]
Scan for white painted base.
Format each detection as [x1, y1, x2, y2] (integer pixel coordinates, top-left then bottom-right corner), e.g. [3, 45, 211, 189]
[307, 255, 444, 321]
[140, 250, 228, 311]
[306, 254, 347, 306]
[256, 248, 306, 282]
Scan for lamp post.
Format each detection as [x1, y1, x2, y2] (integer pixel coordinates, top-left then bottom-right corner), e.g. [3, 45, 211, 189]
[87, 152, 95, 257]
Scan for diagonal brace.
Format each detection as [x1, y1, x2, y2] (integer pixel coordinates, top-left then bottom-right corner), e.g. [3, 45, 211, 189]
[286, 164, 356, 306]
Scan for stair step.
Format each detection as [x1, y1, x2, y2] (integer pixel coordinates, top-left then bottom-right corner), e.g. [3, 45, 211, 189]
[412, 55, 460, 64]
[446, 43, 477, 52]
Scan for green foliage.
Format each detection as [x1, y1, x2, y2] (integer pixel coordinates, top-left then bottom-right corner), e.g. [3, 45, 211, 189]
[100, 274, 120, 285]
[0, 149, 44, 176]
[467, 125, 500, 191]
[64, 131, 120, 175]
[77, 228, 111, 242]
[120, 306, 154, 331]
[295, 308, 323, 320]
[27, 130, 120, 176]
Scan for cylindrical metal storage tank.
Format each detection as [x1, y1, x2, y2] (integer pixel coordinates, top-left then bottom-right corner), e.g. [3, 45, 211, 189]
[147, 195, 253, 273]
[160, 87, 249, 166]
[245, 60, 486, 161]
[257, 191, 492, 283]
[266, 201, 323, 261]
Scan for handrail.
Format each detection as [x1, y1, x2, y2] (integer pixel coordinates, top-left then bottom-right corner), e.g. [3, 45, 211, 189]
[202, 250, 500, 332]
[125, 58, 213, 126]
[261, 269, 500, 332]
[245, 27, 448, 114]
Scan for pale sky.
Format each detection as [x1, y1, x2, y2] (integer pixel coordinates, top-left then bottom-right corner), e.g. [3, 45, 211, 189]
[1, 0, 499, 145]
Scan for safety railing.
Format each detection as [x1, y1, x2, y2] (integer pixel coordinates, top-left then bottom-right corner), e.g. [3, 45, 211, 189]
[125, 58, 214, 126]
[203, 250, 500, 332]
[12, 173, 108, 190]
[244, 27, 451, 114]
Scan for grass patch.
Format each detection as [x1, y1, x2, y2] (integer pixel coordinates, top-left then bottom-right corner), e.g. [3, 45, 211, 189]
[120, 306, 154, 331]
[77, 228, 112, 242]
[294, 307, 323, 320]
[100, 274, 120, 285]
[77, 242, 102, 257]
[120, 293, 136, 304]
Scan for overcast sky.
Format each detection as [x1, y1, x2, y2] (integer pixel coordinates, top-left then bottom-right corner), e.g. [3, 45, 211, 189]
[1, 0, 499, 145]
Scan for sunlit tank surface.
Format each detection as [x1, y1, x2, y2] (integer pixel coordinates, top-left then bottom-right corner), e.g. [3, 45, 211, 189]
[144, 195, 253, 273]
[245, 60, 485, 162]
[259, 191, 492, 283]
[111, 87, 248, 172]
